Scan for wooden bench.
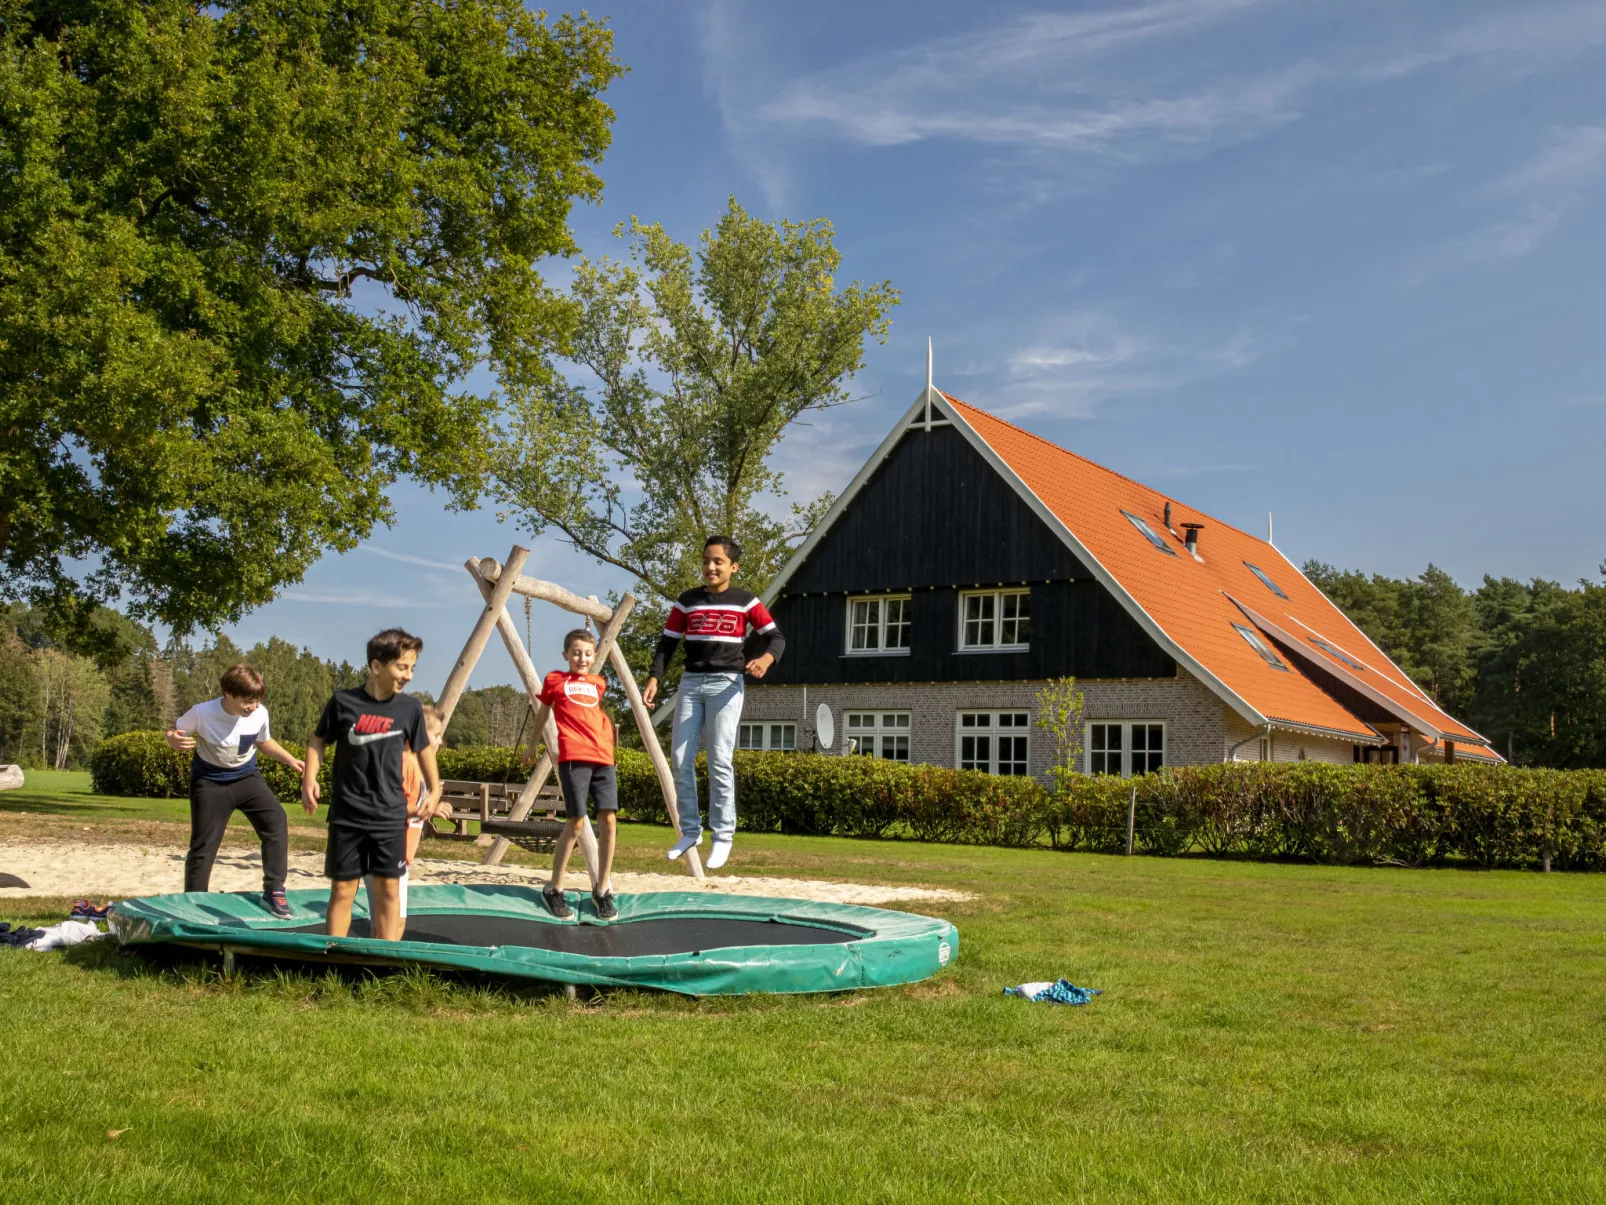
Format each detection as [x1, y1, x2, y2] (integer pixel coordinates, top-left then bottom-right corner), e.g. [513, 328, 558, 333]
[421, 778, 566, 847]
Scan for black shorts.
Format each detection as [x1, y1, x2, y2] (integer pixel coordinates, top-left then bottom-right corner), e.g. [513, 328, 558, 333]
[557, 762, 617, 820]
[325, 822, 408, 882]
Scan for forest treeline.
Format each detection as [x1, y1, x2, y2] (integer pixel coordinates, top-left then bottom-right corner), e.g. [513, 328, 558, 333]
[0, 605, 535, 769]
[3, 560, 1602, 771]
[1302, 562, 1606, 768]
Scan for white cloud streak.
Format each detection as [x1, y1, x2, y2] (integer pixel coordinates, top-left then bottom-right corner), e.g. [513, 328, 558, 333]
[990, 311, 1279, 418]
[356, 545, 466, 572]
[280, 589, 458, 609]
[1406, 124, 1606, 282]
[705, 0, 1606, 195]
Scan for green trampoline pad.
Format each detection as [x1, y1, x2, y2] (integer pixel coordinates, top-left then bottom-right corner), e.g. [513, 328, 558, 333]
[109, 884, 959, 996]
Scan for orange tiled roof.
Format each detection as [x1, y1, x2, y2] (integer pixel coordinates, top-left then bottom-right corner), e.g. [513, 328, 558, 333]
[941, 394, 1494, 750]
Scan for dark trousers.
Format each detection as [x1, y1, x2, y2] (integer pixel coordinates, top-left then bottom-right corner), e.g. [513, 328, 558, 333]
[185, 773, 289, 894]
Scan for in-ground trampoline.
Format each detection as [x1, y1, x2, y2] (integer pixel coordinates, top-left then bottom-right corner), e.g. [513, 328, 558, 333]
[108, 884, 958, 996]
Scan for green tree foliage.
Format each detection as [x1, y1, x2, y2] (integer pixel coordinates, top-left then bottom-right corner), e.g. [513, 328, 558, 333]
[1305, 561, 1606, 769]
[238, 636, 336, 744]
[0, 623, 40, 762]
[0, 0, 621, 632]
[1033, 677, 1086, 796]
[35, 646, 109, 767]
[491, 198, 898, 607]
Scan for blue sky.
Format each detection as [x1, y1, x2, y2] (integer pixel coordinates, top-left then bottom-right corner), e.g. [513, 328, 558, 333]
[220, 0, 1606, 691]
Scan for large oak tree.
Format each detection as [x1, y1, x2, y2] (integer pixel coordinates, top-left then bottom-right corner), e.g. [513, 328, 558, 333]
[0, 0, 620, 633]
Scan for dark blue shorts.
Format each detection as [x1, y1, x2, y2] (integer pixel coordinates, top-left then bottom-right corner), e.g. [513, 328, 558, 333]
[557, 762, 617, 820]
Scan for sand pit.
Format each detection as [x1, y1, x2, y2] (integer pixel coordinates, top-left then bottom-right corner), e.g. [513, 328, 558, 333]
[0, 839, 972, 908]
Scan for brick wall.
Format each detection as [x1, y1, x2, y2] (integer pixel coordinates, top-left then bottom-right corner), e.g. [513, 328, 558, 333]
[741, 668, 1232, 776]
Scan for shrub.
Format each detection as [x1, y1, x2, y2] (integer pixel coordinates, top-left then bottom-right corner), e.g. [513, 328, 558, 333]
[91, 731, 190, 798]
[92, 730, 326, 804]
[91, 730, 1606, 872]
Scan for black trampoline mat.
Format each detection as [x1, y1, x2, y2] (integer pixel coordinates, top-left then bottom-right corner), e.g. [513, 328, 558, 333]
[282, 912, 862, 958]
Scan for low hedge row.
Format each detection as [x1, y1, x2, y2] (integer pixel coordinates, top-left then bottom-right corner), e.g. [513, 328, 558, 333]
[90, 732, 1606, 869]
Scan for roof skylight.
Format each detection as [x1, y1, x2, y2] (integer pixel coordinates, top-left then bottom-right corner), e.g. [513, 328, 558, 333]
[1243, 562, 1287, 599]
[1233, 624, 1289, 671]
[1122, 510, 1176, 556]
[1308, 636, 1366, 671]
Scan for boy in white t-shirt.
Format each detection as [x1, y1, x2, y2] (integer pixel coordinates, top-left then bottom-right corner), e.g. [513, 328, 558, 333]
[165, 664, 306, 917]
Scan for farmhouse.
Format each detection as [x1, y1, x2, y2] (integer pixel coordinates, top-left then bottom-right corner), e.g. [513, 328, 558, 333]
[740, 386, 1500, 777]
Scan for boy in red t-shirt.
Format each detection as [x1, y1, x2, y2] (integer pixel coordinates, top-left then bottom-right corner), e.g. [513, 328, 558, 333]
[540, 629, 619, 920]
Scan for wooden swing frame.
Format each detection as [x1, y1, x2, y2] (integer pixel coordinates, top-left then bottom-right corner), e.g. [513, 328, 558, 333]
[432, 545, 704, 880]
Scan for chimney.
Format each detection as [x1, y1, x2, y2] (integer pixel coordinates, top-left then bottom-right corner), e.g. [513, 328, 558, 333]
[1181, 522, 1203, 557]
[1163, 501, 1172, 531]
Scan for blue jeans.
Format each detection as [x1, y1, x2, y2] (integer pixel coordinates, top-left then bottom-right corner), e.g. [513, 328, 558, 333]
[670, 672, 744, 842]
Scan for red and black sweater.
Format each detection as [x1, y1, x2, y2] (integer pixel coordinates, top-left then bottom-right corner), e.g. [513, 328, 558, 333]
[648, 587, 785, 680]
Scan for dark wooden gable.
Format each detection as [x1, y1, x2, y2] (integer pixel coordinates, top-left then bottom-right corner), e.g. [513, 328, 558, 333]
[784, 424, 1084, 592]
[764, 423, 1176, 684]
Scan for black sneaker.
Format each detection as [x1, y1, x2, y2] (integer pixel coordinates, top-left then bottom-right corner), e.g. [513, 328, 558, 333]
[592, 890, 617, 921]
[262, 889, 291, 919]
[542, 886, 572, 919]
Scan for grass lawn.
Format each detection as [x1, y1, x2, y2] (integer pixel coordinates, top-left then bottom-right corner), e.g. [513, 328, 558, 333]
[2, 778, 1605, 1201]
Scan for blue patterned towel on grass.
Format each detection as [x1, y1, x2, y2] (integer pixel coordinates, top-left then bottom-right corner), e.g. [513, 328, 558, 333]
[1004, 978, 1101, 1005]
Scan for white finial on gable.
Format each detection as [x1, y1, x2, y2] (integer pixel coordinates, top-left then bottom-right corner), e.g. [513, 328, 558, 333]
[924, 337, 934, 431]
[1267, 511, 1274, 544]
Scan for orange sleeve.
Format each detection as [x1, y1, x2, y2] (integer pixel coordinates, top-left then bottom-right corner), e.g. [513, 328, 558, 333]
[402, 750, 423, 804]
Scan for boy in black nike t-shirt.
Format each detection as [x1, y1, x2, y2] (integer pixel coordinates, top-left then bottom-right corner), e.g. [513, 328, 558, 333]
[302, 628, 443, 940]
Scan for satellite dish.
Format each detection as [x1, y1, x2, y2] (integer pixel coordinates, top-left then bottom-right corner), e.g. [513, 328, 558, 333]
[815, 703, 835, 751]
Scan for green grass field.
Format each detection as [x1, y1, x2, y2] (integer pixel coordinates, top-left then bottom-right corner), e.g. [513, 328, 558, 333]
[2, 773, 1605, 1202]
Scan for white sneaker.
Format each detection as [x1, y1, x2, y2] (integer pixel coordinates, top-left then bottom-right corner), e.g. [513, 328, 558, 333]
[667, 835, 700, 861]
[707, 839, 733, 870]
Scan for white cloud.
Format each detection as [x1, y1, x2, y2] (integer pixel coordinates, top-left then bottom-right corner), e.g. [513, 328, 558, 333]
[703, 0, 1606, 203]
[993, 311, 1277, 418]
[1405, 124, 1606, 282]
[280, 589, 458, 609]
[357, 545, 467, 573]
[752, 0, 1295, 159]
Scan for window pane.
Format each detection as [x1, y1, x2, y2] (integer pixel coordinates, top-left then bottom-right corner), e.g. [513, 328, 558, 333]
[1122, 510, 1177, 555]
[885, 713, 909, 728]
[738, 724, 759, 750]
[998, 735, 1028, 775]
[885, 598, 911, 649]
[1090, 724, 1107, 751]
[960, 734, 990, 771]
[964, 593, 995, 647]
[1000, 592, 1030, 645]
[886, 735, 909, 762]
[847, 713, 869, 729]
[1244, 561, 1288, 599]
[1234, 623, 1288, 670]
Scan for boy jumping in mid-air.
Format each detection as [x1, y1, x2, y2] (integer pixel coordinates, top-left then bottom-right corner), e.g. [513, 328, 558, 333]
[167, 664, 306, 917]
[540, 629, 619, 921]
[302, 629, 441, 941]
[643, 535, 784, 870]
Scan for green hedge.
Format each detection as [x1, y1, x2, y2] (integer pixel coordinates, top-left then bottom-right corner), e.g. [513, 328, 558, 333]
[91, 733, 1606, 870]
[1041, 762, 1606, 870]
[90, 731, 329, 803]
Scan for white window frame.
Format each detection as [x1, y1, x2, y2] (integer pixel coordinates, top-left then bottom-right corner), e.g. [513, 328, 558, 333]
[1085, 721, 1166, 778]
[737, 721, 797, 752]
[844, 711, 911, 761]
[954, 711, 1032, 776]
[844, 594, 913, 656]
[957, 588, 1031, 652]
